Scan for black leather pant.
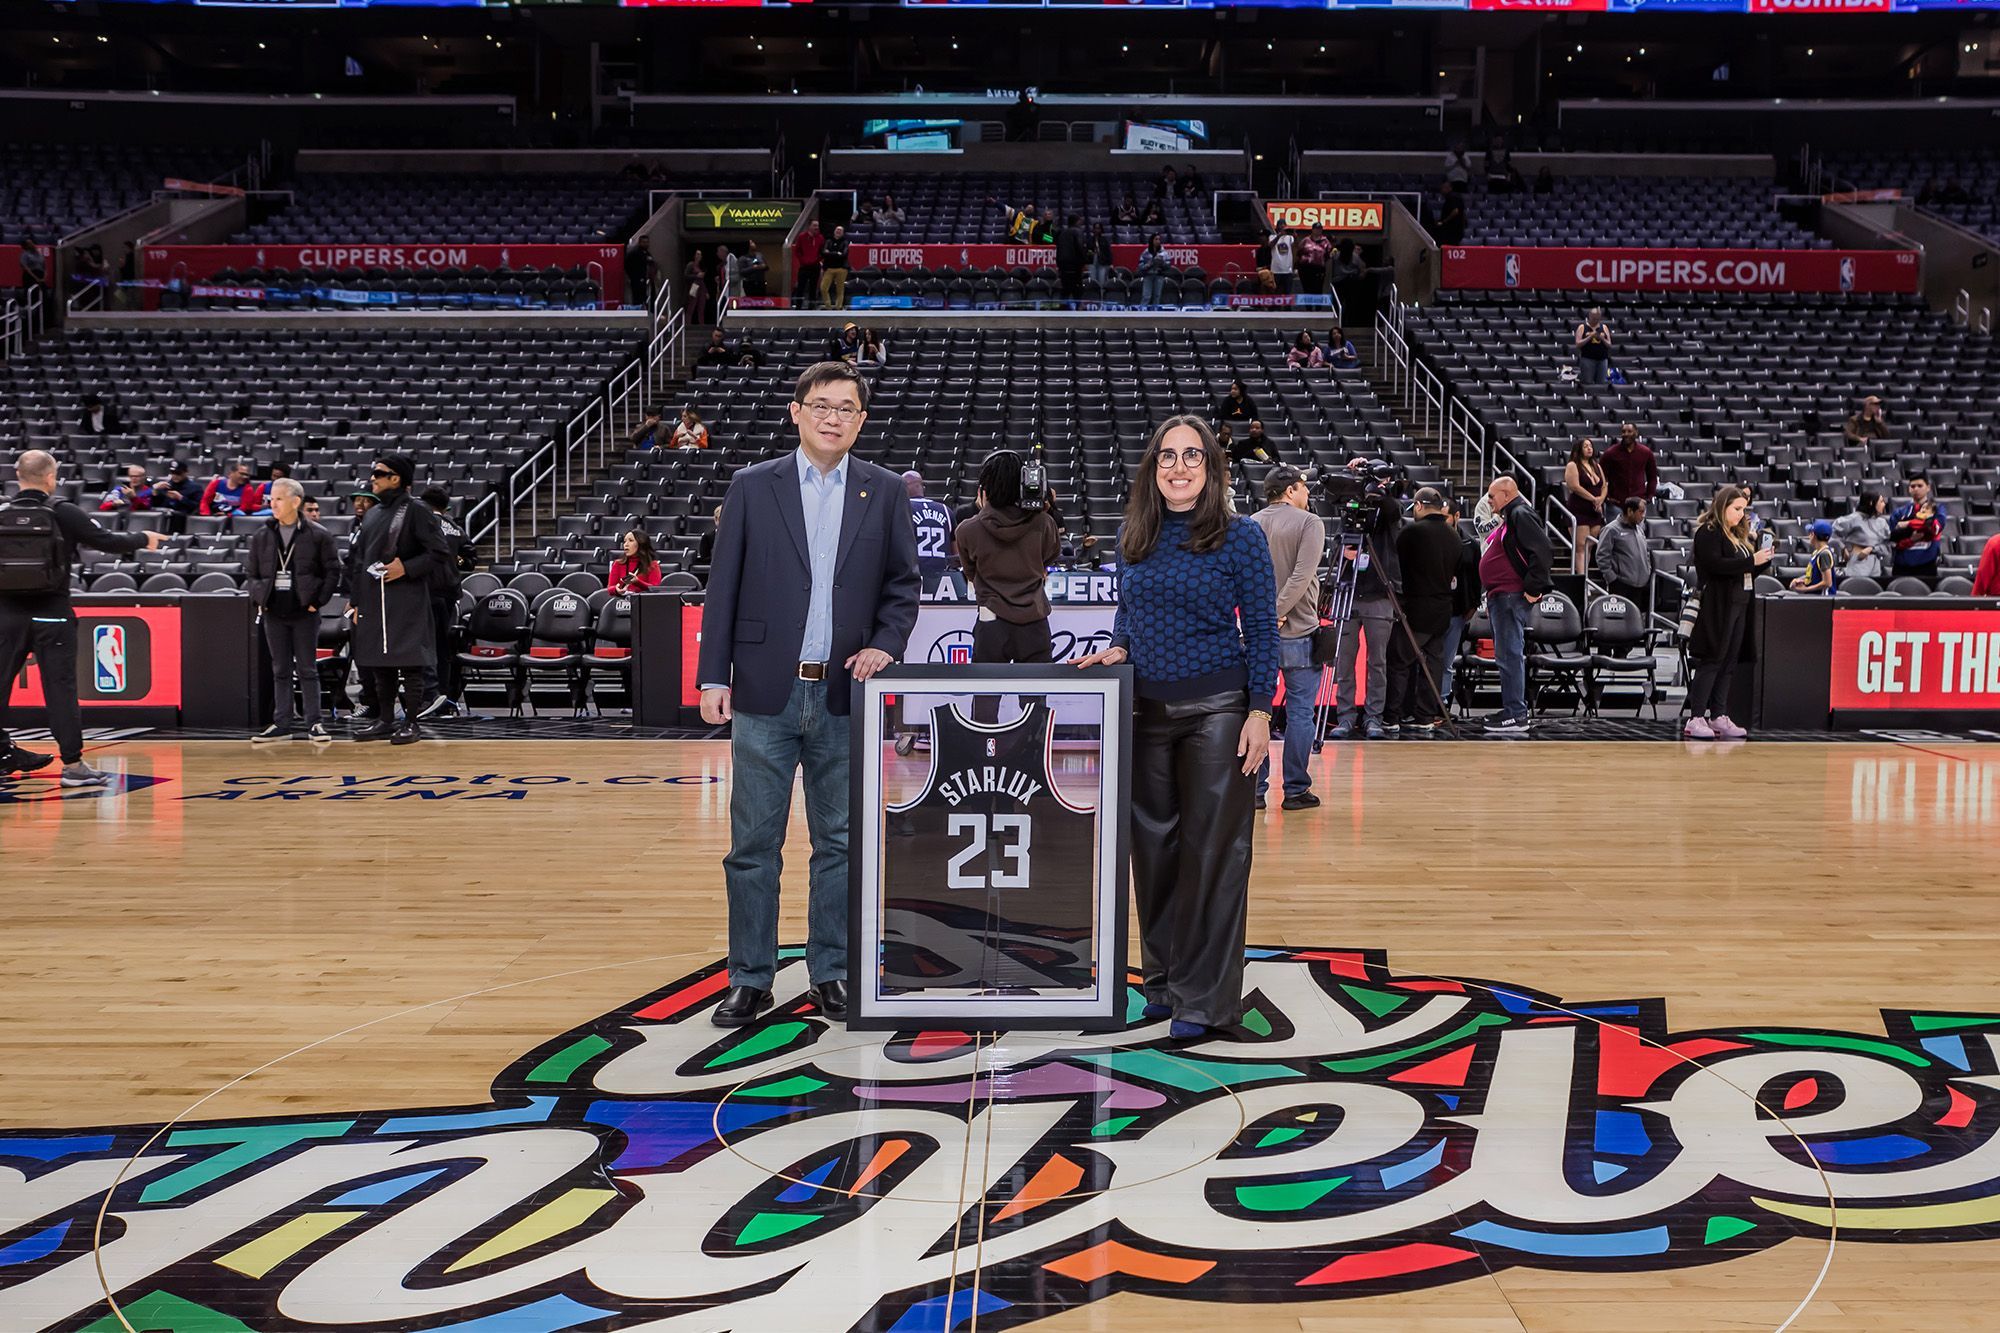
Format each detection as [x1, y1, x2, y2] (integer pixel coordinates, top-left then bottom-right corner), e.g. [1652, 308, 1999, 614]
[1131, 690, 1253, 1029]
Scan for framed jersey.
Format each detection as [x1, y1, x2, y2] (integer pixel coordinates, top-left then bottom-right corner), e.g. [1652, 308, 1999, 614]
[850, 664, 1132, 1031]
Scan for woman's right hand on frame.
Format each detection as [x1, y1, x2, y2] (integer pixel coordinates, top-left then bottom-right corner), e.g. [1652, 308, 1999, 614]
[1073, 646, 1128, 669]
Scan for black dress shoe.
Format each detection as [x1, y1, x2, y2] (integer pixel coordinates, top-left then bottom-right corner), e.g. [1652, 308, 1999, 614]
[389, 723, 422, 746]
[353, 720, 394, 742]
[813, 979, 848, 1019]
[1, 746, 54, 776]
[1282, 791, 1322, 810]
[711, 985, 773, 1027]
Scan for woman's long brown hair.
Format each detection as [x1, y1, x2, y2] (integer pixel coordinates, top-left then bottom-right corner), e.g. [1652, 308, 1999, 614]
[1696, 483, 1755, 555]
[1120, 415, 1234, 564]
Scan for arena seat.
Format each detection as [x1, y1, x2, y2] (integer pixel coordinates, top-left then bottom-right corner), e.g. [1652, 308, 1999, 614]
[835, 171, 1243, 246]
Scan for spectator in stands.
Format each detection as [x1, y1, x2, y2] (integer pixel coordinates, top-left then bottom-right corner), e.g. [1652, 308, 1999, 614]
[697, 504, 722, 568]
[827, 321, 864, 364]
[1138, 236, 1174, 307]
[1252, 465, 1327, 807]
[1057, 214, 1089, 302]
[699, 329, 738, 369]
[345, 455, 451, 745]
[154, 463, 198, 527]
[1182, 165, 1205, 198]
[1329, 239, 1368, 313]
[742, 241, 769, 298]
[1116, 195, 1140, 226]
[793, 220, 823, 309]
[1534, 166, 1555, 196]
[1072, 415, 1275, 1041]
[996, 197, 1041, 243]
[1574, 307, 1613, 386]
[631, 406, 668, 450]
[1298, 223, 1330, 297]
[1440, 494, 1481, 707]
[1005, 90, 1039, 142]
[610, 529, 663, 595]
[683, 256, 710, 325]
[1088, 223, 1114, 295]
[696, 360, 921, 1027]
[201, 460, 265, 517]
[350, 489, 376, 522]
[1480, 475, 1553, 734]
[1215, 379, 1261, 428]
[302, 498, 321, 523]
[1329, 458, 1403, 741]
[1392, 486, 1460, 738]
[1596, 498, 1654, 609]
[1444, 148, 1472, 187]
[98, 466, 153, 513]
[1214, 423, 1235, 462]
[1685, 485, 1772, 740]
[18, 236, 44, 292]
[1831, 490, 1890, 583]
[956, 450, 1061, 686]
[1267, 222, 1296, 296]
[1141, 196, 1166, 228]
[1562, 437, 1609, 575]
[1889, 474, 1949, 586]
[1287, 331, 1325, 370]
[1485, 135, 1521, 193]
[1157, 166, 1179, 199]
[1602, 423, 1658, 504]
[1327, 324, 1361, 371]
[1844, 395, 1890, 448]
[247, 478, 338, 745]
[1973, 529, 2000, 598]
[905, 472, 955, 576]
[76, 393, 121, 436]
[1241, 419, 1276, 464]
[1792, 520, 1836, 596]
[419, 488, 473, 722]
[877, 194, 906, 226]
[860, 328, 888, 368]
[818, 226, 851, 310]
[73, 244, 108, 295]
[1435, 183, 1467, 246]
[672, 408, 710, 451]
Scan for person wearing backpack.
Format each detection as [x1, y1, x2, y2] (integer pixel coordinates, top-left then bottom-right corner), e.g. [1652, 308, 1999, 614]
[0, 450, 164, 785]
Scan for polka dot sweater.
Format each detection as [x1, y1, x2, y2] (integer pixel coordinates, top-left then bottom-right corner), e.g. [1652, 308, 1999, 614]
[1112, 511, 1280, 713]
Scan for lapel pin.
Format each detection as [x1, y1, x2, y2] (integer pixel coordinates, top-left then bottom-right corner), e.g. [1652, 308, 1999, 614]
[860, 490, 869, 498]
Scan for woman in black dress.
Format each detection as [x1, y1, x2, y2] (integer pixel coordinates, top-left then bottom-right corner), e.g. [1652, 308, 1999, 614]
[1562, 437, 1610, 574]
[1684, 484, 1774, 741]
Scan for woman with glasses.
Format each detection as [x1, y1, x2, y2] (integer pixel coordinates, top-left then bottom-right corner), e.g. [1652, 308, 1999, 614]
[1076, 416, 1277, 1040]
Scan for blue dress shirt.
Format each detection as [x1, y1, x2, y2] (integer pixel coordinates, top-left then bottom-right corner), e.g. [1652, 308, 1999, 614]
[797, 447, 848, 663]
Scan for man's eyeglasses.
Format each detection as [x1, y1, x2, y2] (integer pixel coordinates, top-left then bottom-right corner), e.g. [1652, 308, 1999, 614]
[369, 469, 397, 480]
[800, 400, 863, 423]
[1156, 447, 1207, 471]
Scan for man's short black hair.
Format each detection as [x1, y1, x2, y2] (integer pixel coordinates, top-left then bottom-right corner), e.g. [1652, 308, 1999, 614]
[1263, 466, 1307, 504]
[793, 361, 871, 411]
[422, 487, 452, 511]
[1622, 497, 1646, 516]
[1412, 486, 1445, 509]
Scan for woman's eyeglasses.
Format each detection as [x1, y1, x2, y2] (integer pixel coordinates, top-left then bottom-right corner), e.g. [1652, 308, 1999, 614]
[1156, 448, 1207, 471]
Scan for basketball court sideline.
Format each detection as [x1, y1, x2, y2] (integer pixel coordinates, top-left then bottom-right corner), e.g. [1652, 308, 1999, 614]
[3, 737, 1998, 1332]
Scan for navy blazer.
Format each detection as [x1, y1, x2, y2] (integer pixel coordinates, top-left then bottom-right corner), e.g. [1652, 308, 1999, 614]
[698, 452, 921, 717]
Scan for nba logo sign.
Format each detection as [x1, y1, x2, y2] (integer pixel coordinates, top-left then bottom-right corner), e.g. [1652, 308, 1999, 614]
[1502, 253, 1521, 289]
[1839, 256, 1856, 293]
[94, 625, 127, 694]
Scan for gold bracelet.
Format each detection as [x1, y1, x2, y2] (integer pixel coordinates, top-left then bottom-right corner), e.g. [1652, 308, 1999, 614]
[1248, 709, 1273, 723]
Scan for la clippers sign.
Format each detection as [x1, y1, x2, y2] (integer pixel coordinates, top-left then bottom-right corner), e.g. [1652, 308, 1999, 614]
[1441, 246, 1920, 294]
[1831, 608, 2000, 711]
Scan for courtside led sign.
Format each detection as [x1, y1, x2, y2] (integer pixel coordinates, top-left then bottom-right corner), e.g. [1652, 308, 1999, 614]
[1831, 608, 2000, 711]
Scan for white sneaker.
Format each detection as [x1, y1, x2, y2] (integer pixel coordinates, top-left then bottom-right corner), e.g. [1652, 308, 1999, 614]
[308, 724, 333, 744]
[1684, 716, 1716, 739]
[59, 761, 113, 788]
[1711, 715, 1747, 739]
[252, 724, 287, 743]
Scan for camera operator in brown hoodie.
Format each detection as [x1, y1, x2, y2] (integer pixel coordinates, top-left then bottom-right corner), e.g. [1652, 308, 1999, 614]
[954, 450, 1061, 683]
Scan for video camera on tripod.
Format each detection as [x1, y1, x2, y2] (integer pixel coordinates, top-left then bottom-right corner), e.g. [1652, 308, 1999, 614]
[1316, 458, 1408, 533]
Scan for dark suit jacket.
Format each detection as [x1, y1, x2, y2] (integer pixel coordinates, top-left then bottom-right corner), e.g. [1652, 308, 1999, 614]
[699, 452, 921, 717]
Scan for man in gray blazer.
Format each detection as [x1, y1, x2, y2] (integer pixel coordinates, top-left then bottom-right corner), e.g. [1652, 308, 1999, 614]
[698, 361, 921, 1026]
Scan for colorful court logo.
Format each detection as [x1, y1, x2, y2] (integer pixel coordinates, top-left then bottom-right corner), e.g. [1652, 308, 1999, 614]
[3, 948, 1997, 1332]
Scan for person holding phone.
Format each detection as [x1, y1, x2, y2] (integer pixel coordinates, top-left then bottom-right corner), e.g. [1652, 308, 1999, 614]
[1075, 415, 1276, 1041]
[1889, 474, 1949, 587]
[1684, 484, 1773, 740]
[1574, 307, 1613, 386]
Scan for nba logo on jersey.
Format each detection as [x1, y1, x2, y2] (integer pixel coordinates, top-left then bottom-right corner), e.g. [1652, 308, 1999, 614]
[94, 625, 127, 694]
[985, 737, 997, 757]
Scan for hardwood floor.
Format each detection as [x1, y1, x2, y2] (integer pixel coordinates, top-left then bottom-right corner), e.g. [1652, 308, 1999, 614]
[2, 737, 1996, 1332]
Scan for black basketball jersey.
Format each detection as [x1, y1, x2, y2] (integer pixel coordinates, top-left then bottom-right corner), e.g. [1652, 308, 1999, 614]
[910, 497, 954, 575]
[882, 702, 1098, 992]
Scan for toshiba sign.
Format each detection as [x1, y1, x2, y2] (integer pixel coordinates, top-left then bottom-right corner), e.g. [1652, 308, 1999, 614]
[1830, 609, 2000, 712]
[1263, 201, 1386, 233]
[1749, 0, 1892, 11]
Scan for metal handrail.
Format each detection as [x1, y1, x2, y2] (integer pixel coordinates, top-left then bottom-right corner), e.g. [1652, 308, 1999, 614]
[464, 490, 499, 549]
[1411, 358, 1444, 444]
[2, 298, 20, 359]
[561, 398, 606, 505]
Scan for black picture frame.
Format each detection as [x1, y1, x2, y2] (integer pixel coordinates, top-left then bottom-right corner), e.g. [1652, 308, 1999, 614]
[848, 663, 1132, 1032]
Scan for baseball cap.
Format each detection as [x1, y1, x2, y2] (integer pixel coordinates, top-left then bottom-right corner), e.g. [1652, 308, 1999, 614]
[1812, 519, 1834, 539]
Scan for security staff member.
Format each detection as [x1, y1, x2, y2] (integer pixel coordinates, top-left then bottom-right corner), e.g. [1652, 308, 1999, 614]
[0, 450, 164, 784]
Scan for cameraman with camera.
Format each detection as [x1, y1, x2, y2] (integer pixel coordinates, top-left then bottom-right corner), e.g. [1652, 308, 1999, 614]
[956, 450, 1061, 691]
[1326, 458, 1405, 741]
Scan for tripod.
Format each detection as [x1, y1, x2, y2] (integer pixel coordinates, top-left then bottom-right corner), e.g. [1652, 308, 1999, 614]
[1313, 522, 1463, 742]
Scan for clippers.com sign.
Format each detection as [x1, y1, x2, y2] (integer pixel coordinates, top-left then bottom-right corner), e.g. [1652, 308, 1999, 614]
[1440, 246, 1920, 294]
[1831, 608, 2000, 712]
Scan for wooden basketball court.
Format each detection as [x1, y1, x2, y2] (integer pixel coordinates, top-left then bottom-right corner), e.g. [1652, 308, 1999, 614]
[4, 736, 1998, 1332]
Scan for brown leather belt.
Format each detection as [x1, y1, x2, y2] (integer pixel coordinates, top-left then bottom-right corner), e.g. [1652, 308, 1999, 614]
[797, 662, 828, 681]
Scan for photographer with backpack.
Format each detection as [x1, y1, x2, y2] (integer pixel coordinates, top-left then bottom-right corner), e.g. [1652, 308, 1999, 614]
[0, 450, 164, 785]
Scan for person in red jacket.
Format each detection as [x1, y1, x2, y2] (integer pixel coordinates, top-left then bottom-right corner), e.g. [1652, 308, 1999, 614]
[792, 220, 824, 310]
[200, 459, 266, 516]
[609, 529, 664, 594]
[1973, 531, 2000, 597]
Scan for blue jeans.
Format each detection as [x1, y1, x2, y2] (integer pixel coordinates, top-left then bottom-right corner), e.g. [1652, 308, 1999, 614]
[1140, 274, 1166, 307]
[1439, 613, 1466, 707]
[1258, 634, 1322, 799]
[724, 678, 850, 990]
[1577, 356, 1608, 386]
[1488, 592, 1532, 722]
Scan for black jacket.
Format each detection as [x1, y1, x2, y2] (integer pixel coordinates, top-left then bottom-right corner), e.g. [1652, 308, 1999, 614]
[1, 488, 147, 613]
[1395, 513, 1462, 633]
[245, 516, 340, 618]
[344, 488, 451, 669]
[821, 237, 849, 269]
[1451, 527, 1482, 618]
[1495, 496, 1554, 596]
[1056, 226, 1089, 271]
[1689, 525, 1759, 662]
